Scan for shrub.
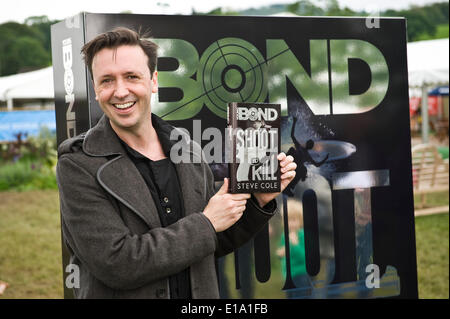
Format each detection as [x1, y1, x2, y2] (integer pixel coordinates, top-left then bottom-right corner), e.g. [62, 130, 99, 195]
[0, 159, 57, 191]
[0, 127, 57, 191]
[20, 126, 58, 169]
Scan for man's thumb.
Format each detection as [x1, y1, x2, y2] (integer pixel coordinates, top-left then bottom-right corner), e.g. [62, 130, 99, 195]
[217, 178, 229, 194]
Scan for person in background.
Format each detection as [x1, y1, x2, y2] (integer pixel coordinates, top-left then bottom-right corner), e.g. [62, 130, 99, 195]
[277, 198, 310, 298]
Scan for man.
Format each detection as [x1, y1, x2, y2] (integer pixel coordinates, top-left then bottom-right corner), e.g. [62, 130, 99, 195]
[56, 27, 296, 299]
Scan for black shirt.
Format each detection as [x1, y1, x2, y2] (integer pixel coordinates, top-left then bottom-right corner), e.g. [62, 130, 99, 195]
[120, 138, 191, 299]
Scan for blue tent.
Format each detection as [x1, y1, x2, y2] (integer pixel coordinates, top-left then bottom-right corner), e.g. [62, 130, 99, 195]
[428, 86, 449, 96]
[0, 110, 56, 142]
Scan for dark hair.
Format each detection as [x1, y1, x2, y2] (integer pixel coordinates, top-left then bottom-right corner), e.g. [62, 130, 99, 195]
[81, 27, 158, 79]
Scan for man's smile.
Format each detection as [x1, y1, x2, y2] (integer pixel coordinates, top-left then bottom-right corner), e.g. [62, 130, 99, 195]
[112, 101, 136, 110]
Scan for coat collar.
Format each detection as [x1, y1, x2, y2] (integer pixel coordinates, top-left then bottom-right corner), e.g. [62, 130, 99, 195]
[82, 113, 186, 159]
[82, 115, 123, 157]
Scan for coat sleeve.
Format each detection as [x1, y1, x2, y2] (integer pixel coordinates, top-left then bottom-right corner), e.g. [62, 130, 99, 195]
[201, 162, 277, 258]
[215, 196, 276, 257]
[57, 155, 218, 290]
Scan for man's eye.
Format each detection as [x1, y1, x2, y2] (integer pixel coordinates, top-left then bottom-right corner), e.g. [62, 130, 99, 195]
[127, 75, 138, 79]
[101, 79, 112, 84]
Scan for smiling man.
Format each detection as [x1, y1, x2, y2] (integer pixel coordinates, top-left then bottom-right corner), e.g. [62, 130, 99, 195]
[56, 27, 296, 299]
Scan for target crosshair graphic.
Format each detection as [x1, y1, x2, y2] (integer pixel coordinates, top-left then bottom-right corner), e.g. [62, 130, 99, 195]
[198, 38, 268, 117]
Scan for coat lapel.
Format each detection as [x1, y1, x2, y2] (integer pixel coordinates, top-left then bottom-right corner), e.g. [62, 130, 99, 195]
[97, 154, 162, 228]
[82, 115, 161, 228]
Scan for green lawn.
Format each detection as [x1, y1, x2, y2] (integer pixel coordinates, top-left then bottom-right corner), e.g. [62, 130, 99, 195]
[415, 213, 449, 299]
[0, 190, 63, 298]
[0, 189, 448, 299]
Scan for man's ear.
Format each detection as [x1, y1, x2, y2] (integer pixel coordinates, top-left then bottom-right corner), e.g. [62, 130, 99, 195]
[92, 77, 99, 100]
[151, 71, 158, 93]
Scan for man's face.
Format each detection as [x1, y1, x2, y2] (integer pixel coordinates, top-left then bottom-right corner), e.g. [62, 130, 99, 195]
[92, 45, 158, 133]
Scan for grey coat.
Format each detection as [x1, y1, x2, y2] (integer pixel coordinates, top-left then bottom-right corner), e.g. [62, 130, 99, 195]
[56, 114, 276, 299]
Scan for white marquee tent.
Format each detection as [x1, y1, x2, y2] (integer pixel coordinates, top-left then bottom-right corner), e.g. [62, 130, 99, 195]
[408, 38, 449, 89]
[407, 38, 449, 142]
[0, 66, 54, 110]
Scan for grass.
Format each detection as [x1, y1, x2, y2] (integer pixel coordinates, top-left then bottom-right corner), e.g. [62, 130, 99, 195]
[414, 191, 449, 209]
[415, 213, 449, 299]
[0, 189, 448, 299]
[0, 190, 63, 298]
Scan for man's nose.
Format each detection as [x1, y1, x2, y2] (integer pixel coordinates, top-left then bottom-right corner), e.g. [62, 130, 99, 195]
[114, 79, 129, 99]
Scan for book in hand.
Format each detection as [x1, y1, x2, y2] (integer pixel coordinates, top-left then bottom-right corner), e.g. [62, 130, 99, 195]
[227, 102, 281, 193]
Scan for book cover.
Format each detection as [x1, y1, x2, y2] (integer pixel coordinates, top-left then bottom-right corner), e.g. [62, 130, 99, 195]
[227, 102, 281, 193]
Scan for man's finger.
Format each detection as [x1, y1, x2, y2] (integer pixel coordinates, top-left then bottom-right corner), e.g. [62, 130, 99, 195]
[280, 155, 295, 167]
[233, 207, 246, 216]
[281, 170, 296, 180]
[230, 193, 251, 201]
[217, 178, 229, 195]
[277, 152, 286, 161]
[281, 162, 297, 173]
[234, 200, 248, 207]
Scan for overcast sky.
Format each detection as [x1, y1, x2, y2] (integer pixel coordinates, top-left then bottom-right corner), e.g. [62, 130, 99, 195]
[0, 0, 446, 24]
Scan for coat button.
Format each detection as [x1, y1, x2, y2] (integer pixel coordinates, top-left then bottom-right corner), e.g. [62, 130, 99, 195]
[166, 207, 171, 213]
[156, 288, 166, 298]
[163, 197, 169, 203]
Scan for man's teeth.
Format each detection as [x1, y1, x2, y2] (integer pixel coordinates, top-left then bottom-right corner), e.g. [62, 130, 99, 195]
[114, 102, 135, 109]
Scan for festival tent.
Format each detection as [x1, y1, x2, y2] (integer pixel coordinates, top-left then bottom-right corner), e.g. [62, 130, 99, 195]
[0, 66, 54, 110]
[407, 38, 449, 142]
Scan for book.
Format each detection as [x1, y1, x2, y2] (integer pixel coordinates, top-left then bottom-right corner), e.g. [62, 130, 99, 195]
[227, 102, 281, 193]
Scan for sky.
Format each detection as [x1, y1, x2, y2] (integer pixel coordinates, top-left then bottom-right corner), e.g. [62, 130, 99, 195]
[0, 0, 446, 24]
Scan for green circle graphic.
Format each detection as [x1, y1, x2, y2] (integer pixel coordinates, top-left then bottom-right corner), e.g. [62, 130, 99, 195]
[198, 38, 268, 118]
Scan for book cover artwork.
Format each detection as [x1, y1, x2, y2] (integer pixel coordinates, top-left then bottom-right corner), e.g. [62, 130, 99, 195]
[228, 102, 281, 193]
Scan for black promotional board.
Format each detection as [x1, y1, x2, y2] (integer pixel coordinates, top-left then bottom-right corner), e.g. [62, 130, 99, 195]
[51, 13, 417, 299]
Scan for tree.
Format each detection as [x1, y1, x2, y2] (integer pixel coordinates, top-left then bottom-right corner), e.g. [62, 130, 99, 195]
[192, 7, 239, 15]
[0, 23, 49, 75]
[0, 17, 57, 76]
[10, 37, 49, 73]
[383, 2, 448, 41]
[25, 15, 59, 53]
[384, 8, 436, 41]
[286, 1, 325, 16]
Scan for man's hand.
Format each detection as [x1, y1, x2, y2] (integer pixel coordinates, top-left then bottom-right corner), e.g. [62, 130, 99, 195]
[253, 152, 296, 207]
[203, 178, 251, 232]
